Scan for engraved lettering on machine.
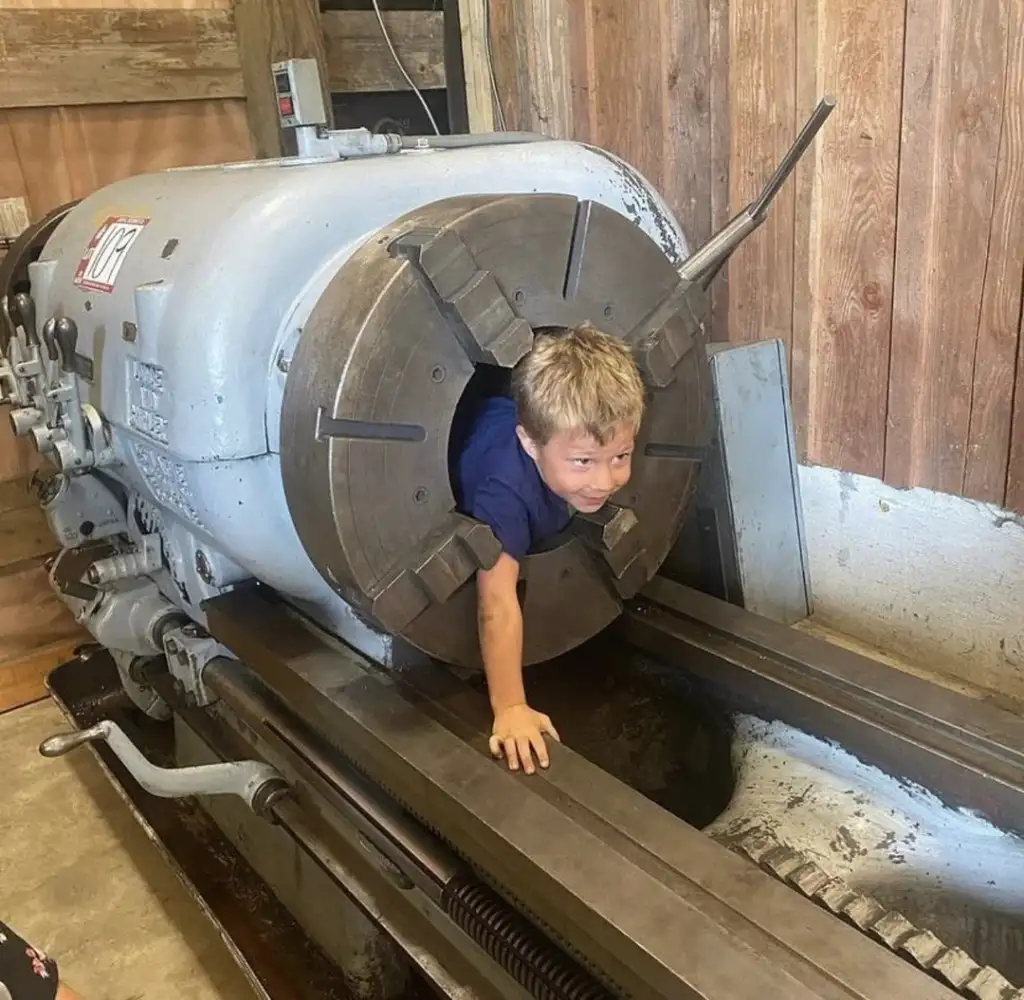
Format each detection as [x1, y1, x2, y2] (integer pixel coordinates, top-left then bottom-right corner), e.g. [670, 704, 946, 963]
[128, 358, 169, 444]
[74, 216, 150, 293]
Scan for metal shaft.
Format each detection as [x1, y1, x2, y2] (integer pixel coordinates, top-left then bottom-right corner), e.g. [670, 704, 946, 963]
[678, 94, 836, 287]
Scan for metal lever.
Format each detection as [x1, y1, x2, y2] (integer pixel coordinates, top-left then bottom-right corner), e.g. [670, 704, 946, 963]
[54, 316, 78, 372]
[11, 293, 37, 346]
[677, 95, 836, 288]
[40, 317, 59, 362]
[40, 719, 288, 814]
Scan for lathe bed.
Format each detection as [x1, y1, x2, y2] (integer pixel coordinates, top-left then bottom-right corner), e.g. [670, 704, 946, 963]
[45, 578, 1024, 1000]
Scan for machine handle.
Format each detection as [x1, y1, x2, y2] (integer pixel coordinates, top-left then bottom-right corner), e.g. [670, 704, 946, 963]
[40, 724, 106, 757]
[11, 293, 37, 347]
[40, 318, 58, 362]
[54, 316, 78, 372]
[39, 718, 288, 812]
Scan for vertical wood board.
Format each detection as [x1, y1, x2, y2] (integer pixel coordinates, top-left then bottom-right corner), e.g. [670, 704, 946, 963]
[969, 8, 1024, 506]
[795, 0, 905, 478]
[489, 0, 573, 137]
[458, 0, 496, 131]
[707, 0, 731, 342]
[886, 0, 1014, 494]
[233, 0, 331, 158]
[726, 0, 796, 352]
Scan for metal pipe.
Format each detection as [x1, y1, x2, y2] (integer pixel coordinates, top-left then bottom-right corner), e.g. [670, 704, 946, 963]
[399, 131, 549, 151]
[749, 95, 836, 221]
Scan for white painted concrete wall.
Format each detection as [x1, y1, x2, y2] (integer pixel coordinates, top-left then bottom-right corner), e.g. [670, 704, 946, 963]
[797, 464, 1024, 704]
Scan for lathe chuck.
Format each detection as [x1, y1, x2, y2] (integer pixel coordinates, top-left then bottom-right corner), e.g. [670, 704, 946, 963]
[280, 193, 710, 667]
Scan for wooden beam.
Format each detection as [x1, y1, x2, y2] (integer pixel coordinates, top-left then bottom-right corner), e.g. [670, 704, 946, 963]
[233, 0, 332, 159]
[0, 9, 445, 119]
[323, 11, 445, 94]
[0, 639, 83, 715]
[456, 0, 494, 131]
[0, 9, 242, 110]
[489, 0, 572, 137]
[885, 0, 1016, 496]
[791, 0, 904, 477]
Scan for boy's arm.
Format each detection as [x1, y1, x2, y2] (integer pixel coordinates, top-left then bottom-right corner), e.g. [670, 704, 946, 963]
[477, 553, 560, 773]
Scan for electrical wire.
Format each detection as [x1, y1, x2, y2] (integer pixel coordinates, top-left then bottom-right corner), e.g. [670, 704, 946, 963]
[370, 0, 442, 136]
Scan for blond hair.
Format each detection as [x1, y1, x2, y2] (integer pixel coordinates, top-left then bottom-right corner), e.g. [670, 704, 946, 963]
[511, 323, 646, 445]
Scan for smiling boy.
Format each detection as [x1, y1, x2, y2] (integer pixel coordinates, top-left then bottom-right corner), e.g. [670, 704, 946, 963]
[453, 323, 646, 774]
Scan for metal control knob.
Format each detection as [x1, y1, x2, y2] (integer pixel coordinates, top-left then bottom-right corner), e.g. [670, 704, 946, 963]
[8, 406, 42, 437]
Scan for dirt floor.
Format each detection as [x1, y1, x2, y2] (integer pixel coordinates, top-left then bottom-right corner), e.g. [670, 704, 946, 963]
[0, 698, 256, 1000]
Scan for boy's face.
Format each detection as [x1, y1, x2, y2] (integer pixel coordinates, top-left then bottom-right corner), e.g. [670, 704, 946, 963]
[517, 422, 636, 514]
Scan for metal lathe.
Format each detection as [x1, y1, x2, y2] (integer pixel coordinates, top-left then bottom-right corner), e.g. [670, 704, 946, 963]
[2, 60, 1022, 1000]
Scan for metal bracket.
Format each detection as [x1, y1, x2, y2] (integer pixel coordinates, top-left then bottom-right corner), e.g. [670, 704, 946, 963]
[629, 283, 703, 389]
[572, 504, 649, 596]
[390, 228, 534, 368]
[163, 622, 224, 708]
[370, 514, 502, 631]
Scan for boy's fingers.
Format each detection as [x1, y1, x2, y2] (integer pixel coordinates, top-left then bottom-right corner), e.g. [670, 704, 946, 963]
[531, 733, 550, 769]
[518, 736, 536, 774]
[503, 737, 521, 771]
[537, 714, 560, 742]
[489, 734, 502, 758]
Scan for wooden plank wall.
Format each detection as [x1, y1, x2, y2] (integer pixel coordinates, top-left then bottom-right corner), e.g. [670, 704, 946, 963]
[487, 0, 1024, 513]
[735, 0, 1024, 512]
[488, 0, 731, 337]
[1, 0, 255, 224]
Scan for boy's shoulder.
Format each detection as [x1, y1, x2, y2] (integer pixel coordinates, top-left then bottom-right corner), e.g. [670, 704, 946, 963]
[454, 395, 550, 559]
[456, 394, 523, 484]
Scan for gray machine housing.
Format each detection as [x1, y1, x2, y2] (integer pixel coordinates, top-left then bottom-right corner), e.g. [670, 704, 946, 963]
[1, 136, 705, 694]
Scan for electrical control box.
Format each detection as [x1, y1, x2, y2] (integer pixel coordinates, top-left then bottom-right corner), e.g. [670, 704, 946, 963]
[271, 58, 328, 130]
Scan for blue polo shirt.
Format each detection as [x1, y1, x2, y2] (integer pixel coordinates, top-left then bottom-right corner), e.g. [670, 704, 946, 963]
[453, 396, 571, 560]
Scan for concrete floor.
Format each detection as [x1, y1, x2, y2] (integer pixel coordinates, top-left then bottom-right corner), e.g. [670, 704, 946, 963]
[0, 699, 256, 1000]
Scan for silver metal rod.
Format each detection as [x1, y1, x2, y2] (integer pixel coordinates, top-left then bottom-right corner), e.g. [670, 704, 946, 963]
[677, 94, 837, 288]
[750, 95, 836, 221]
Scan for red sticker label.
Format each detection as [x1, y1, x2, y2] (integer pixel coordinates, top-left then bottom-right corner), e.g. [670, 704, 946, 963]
[73, 216, 149, 293]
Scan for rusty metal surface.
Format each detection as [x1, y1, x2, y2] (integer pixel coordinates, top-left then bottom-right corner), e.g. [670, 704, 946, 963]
[620, 577, 1024, 838]
[43, 651, 414, 1000]
[728, 829, 1024, 1000]
[280, 193, 710, 668]
[203, 584, 963, 1000]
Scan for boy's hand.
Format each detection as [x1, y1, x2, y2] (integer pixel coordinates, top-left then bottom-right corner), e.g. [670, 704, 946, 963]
[490, 703, 560, 774]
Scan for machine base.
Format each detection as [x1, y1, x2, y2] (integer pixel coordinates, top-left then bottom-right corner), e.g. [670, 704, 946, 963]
[41, 581, 1024, 1000]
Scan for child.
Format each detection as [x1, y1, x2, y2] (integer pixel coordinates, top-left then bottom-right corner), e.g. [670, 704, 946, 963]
[453, 323, 646, 775]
